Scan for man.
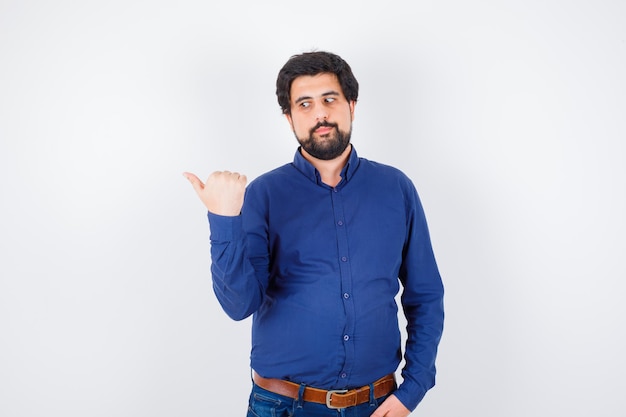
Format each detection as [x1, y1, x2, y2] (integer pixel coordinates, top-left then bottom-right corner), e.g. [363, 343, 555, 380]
[184, 51, 444, 416]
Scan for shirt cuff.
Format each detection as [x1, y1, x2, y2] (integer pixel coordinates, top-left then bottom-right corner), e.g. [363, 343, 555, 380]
[393, 378, 427, 412]
[207, 211, 244, 241]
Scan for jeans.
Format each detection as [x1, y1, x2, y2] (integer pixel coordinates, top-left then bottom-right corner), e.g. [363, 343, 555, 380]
[246, 383, 392, 417]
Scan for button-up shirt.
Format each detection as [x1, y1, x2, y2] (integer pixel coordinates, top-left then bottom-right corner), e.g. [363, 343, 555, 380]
[207, 146, 444, 410]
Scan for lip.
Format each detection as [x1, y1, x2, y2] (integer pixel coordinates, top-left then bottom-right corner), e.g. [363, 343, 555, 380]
[315, 126, 334, 135]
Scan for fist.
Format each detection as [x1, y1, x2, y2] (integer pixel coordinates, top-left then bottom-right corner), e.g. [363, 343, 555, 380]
[183, 171, 247, 216]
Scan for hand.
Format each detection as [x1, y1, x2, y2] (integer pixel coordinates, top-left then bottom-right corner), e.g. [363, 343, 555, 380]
[371, 394, 411, 417]
[183, 171, 247, 216]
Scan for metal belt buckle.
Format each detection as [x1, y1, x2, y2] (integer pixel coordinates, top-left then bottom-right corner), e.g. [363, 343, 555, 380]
[326, 389, 349, 409]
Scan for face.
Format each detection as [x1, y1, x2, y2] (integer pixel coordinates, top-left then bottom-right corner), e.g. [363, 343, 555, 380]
[285, 73, 355, 161]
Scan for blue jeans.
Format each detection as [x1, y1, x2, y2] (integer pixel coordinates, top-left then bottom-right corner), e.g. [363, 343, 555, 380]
[246, 383, 392, 417]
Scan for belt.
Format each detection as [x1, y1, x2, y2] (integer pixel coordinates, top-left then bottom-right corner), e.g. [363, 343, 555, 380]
[252, 371, 396, 410]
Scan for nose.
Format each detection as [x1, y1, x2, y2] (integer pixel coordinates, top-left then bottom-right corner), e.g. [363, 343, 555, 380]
[315, 105, 328, 121]
[315, 107, 328, 121]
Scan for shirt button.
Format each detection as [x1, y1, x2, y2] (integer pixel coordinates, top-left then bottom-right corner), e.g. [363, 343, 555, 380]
[341, 256, 347, 262]
[343, 335, 350, 341]
[341, 373, 347, 378]
[343, 293, 350, 299]
[337, 220, 344, 226]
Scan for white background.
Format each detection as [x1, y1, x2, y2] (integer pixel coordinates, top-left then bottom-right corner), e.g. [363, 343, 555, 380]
[1, 1, 625, 416]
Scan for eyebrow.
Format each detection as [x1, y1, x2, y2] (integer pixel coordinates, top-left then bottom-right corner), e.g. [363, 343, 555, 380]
[294, 90, 341, 105]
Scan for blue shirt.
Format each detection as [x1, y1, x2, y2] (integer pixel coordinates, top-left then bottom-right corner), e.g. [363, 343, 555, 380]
[207, 146, 444, 411]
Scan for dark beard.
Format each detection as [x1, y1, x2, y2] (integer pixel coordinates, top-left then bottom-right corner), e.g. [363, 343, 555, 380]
[296, 121, 352, 160]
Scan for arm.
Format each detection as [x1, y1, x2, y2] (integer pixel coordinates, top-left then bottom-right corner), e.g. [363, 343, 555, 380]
[184, 171, 265, 320]
[393, 185, 445, 412]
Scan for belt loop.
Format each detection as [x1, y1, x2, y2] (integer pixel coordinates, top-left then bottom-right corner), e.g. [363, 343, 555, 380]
[296, 383, 306, 409]
[369, 383, 376, 406]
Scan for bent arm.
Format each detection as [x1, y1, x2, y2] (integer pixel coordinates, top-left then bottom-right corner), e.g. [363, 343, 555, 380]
[208, 213, 265, 321]
[184, 170, 268, 320]
[394, 187, 445, 411]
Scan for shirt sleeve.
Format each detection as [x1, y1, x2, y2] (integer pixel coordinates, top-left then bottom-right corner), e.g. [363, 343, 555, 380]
[393, 183, 445, 411]
[207, 210, 265, 321]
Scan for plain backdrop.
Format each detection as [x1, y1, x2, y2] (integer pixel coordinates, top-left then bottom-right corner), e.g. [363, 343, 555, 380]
[1, 1, 625, 416]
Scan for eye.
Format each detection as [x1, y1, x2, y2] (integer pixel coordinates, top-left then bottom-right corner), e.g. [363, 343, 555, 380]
[300, 101, 311, 108]
[324, 97, 336, 103]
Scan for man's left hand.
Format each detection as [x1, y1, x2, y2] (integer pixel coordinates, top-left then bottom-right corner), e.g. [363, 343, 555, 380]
[371, 394, 411, 417]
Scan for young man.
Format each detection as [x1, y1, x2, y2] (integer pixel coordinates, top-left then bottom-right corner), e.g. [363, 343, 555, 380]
[184, 51, 444, 417]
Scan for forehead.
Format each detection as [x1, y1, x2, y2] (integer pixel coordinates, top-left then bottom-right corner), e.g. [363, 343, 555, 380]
[290, 73, 343, 100]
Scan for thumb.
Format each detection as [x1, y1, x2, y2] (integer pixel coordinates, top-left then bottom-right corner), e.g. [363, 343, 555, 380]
[182, 172, 204, 194]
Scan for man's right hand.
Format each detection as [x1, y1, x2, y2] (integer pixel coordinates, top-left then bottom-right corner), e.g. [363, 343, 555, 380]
[183, 171, 247, 216]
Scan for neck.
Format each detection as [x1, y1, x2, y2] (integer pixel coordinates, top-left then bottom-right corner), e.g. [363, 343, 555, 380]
[301, 144, 352, 187]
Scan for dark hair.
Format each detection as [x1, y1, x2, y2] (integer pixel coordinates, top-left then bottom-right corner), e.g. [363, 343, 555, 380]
[276, 51, 359, 115]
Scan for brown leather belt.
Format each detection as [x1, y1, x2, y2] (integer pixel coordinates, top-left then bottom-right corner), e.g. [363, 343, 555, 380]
[252, 371, 396, 409]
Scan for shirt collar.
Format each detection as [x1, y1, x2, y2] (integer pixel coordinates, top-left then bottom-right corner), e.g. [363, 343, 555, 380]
[292, 145, 361, 186]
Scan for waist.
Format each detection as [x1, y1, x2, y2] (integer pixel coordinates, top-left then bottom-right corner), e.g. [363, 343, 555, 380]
[252, 371, 396, 409]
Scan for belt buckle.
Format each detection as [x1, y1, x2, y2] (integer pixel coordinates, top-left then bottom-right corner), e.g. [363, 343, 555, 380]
[325, 389, 349, 409]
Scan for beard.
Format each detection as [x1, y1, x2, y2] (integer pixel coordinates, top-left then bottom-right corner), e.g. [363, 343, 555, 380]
[295, 121, 352, 160]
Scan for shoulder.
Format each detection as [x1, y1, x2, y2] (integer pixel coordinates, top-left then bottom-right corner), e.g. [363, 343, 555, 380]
[357, 157, 415, 188]
[362, 158, 405, 173]
[248, 163, 294, 188]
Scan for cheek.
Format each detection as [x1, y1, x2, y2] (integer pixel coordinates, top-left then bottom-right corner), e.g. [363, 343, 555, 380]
[290, 117, 309, 134]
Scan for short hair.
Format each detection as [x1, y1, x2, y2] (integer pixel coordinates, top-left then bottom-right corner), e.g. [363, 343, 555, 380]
[275, 51, 359, 115]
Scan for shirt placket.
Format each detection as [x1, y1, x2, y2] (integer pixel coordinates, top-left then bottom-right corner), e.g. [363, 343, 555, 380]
[331, 186, 355, 385]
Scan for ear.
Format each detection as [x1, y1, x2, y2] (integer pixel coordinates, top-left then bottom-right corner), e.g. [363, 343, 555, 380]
[349, 100, 356, 121]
